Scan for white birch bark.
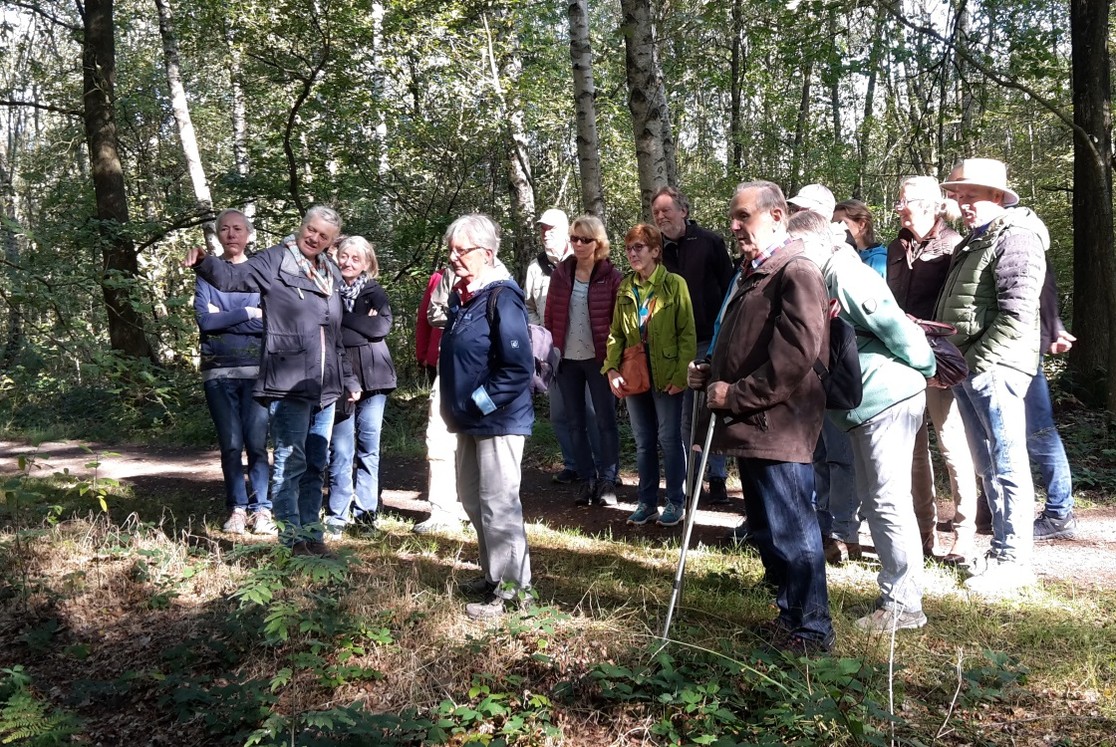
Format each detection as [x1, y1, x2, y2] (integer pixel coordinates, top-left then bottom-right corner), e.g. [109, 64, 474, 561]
[567, 0, 605, 219]
[620, 0, 677, 218]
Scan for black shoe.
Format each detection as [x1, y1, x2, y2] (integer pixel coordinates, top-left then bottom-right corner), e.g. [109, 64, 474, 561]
[551, 468, 578, 484]
[779, 630, 836, 657]
[574, 479, 598, 507]
[724, 520, 752, 544]
[457, 576, 497, 598]
[707, 477, 730, 505]
[1034, 511, 1077, 541]
[597, 480, 618, 506]
[353, 511, 379, 533]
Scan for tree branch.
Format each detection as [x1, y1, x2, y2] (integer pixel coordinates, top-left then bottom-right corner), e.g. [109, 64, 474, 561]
[0, 99, 82, 117]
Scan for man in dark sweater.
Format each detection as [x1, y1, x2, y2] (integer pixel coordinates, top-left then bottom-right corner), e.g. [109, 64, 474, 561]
[652, 187, 734, 506]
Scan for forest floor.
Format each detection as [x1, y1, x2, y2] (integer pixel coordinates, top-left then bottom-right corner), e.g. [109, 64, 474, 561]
[3, 438, 1116, 590]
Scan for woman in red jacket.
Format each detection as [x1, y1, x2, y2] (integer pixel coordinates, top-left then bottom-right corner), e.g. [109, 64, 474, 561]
[544, 215, 623, 506]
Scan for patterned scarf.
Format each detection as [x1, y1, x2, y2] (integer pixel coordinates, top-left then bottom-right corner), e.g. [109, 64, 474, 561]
[284, 236, 334, 297]
[339, 275, 368, 312]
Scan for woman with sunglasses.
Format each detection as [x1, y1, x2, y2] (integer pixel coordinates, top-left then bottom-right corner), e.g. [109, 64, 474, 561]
[544, 215, 623, 506]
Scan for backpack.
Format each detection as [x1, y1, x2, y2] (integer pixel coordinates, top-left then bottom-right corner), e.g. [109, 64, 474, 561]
[813, 315, 864, 410]
[487, 286, 560, 395]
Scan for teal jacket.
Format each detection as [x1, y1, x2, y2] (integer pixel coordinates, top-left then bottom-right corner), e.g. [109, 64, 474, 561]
[933, 208, 1046, 376]
[603, 264, 696, 392]
[816, 249, 935, 431]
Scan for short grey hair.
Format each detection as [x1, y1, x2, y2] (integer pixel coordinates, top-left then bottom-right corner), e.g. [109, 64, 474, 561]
[216, 208, 254, 235]
[732, 180, 788, 219]
[302, 204, 343, 233]
[444, 213, 501, 256]
[787, 210, 834, 250]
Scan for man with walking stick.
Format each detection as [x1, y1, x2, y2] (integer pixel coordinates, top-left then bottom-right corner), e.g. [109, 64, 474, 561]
[686, 181, 835, 654]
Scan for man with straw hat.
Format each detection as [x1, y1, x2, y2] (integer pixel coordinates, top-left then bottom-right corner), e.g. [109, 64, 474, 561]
[935, 158, 1047, 595]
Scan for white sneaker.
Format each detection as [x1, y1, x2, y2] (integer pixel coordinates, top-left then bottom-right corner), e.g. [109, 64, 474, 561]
[413, 517, 463, 535]
[249, 510, 276, 535]
[222, 508, 247, 534]
[964, 556, 1036, 597]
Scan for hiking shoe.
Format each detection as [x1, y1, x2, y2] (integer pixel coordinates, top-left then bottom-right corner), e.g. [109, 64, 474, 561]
[658, 503, 685, 527]
[551, 468, 578, 484]
[413, 517, 461, 535]
[574, 479, 598, 507]
[458, 576, 497, 598]
[854, 606, 928, 632]
[823, 537, 862, 565]
[222, 508, 247, 534]
[291, 540, 335, 558]
[597, 480, 618, 506]
[1034, 511, 1077, 541]
[707, 477, 730, 505]
[626, 503, 659, 525]
[778, 630, 836, 657]
[465, 593, 529, 620]
[249, 510, 276, 535]
[323, 524, 344, 541]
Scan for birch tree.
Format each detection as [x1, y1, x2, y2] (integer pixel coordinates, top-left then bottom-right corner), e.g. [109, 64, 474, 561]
[620, 0, 676, 218]
[567, 0, 604, 219]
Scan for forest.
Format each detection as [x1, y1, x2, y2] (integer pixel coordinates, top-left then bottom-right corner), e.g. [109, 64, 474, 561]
[0, 0, 1112, 404]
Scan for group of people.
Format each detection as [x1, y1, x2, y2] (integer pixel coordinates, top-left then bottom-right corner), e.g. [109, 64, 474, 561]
[186, 206, 396, 557]
[186, 156, 1076, 640]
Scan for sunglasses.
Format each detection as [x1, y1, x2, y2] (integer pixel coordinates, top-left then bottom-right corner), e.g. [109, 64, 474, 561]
[569, 235, 597, 245]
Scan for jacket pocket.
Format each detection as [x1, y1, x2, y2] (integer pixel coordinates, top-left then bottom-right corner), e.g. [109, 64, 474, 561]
[262, 333, 308, 393]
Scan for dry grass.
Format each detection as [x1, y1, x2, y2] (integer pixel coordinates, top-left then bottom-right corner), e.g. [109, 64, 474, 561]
[2, 503, 1116, 745]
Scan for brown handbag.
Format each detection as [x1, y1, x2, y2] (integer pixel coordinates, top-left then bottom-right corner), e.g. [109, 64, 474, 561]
[616, 342, 650, 397]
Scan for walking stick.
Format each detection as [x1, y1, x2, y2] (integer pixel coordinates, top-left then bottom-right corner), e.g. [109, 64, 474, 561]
[661, 389, 717, 641]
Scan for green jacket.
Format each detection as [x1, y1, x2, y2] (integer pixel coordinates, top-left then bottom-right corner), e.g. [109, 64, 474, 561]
[933, 208, 1046, 376]
[603, 264, 697, 391]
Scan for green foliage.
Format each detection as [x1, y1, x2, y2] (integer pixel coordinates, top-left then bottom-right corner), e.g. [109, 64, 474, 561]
[582, 645, 894, 745]
[0, 666, 82, 746]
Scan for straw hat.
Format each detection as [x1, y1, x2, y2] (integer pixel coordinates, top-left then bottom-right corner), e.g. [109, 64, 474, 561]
[940, 159, 1019, 207]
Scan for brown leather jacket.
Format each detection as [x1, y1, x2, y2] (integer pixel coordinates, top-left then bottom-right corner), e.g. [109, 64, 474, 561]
[705, 240, 829, 464]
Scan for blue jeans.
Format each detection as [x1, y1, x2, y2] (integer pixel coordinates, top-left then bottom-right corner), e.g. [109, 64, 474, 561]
[269, 399, 335, 545]
[556, 359, 618, 483]
[549, 375, 601, 473]
[625, 389, 686, 508]
[1025, 363, 1073, 517]
[327, 393, 387, 527]
[203, 377, 271, 512]
[953, 365, 1035, 561]
[737, 457, 833, 643]
[813, 417, 858, 543]
[678, 384, 732, 477]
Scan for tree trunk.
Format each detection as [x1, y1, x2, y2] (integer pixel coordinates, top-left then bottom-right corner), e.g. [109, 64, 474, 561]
[620, 0, 677, 218]
[789, 59, 813, 197]
[855, 8, 885, 199]
[567, 0, 605, 219]
[154, 0, 220, 254]
[729, 0, 744, 172]
[0, 127, 22, 368]
[81, 0, 154, 361]
[1068, 0, 1116, 413]
[227, 25, 253, 221]
[483, 13, 536, 280]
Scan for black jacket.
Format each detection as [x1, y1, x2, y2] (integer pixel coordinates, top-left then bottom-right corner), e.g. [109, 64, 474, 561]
[341, 279, 398, 394]
[661, 220, 733, 343]
[195, 243, 358, 407]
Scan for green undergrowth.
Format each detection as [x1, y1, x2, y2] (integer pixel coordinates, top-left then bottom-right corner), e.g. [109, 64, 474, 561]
[1, 495, 1114, 746]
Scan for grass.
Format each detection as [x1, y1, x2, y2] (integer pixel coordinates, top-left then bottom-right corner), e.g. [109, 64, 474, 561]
[3, 369, 1116, 744]
[1, 459, 1115, 745]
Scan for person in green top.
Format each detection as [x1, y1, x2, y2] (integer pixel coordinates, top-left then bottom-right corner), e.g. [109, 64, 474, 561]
[604, 223, 696, 527]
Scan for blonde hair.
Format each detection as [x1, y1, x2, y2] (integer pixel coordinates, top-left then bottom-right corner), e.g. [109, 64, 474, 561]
[569, 215, 611, 261]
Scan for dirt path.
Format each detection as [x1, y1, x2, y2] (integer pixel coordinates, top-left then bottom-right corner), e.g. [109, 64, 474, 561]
[3, 439, 1115, 590]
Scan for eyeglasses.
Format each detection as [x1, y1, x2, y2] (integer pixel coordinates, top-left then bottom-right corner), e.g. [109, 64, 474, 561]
[449, 245, 487, 258]
[626, 243, 649, 254]
[569, 235, 596, 245]
[893, 198, 930, 211]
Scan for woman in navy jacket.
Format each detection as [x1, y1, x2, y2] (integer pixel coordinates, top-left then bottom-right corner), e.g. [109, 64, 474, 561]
[325, 236, 397, 536]
[439, 214, 534, 620]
